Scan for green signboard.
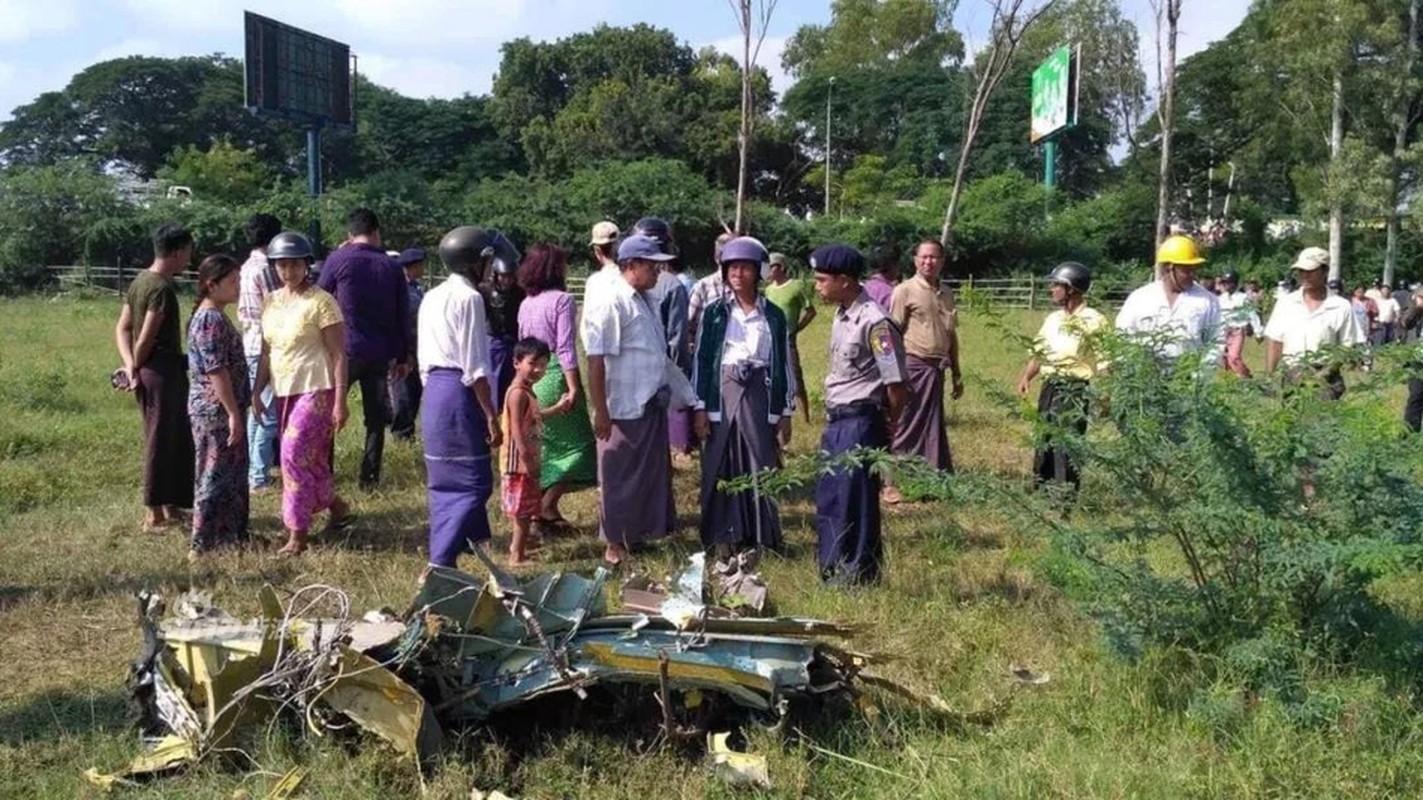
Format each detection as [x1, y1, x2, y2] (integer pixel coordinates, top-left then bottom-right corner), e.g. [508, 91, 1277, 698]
[1031, 46, 1073, 143]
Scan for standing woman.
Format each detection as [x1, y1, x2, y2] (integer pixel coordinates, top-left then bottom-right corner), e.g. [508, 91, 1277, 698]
[516, 245, 594, 530]
[252, 232, 353, 556]
[186, 254, 251, 557]
[692, 237, 795, 554]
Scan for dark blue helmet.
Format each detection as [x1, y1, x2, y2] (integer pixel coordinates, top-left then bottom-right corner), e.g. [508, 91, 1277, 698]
[266, 231, 314, 263]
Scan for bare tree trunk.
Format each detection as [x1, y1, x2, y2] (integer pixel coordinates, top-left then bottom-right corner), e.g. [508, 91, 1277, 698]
[729, 0, 777, 235]
[1328, 70, 1345, 284]
[940, 0, 1057, 246]
[734, 0, 751, 235]
[1152, 0, 1181, 280]
[1385, 0, 1420, 288]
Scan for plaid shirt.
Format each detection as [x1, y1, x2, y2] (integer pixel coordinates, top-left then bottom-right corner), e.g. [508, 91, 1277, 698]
[237, 248, 277, 357]
[583, 274, 673, 420]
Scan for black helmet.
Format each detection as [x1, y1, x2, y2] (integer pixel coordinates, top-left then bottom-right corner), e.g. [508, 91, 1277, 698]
[1220, 269, 1240, 285]
[489, 230, 521, 275]
[1398, 279, 1409, 291]
[266, 231, 314, 263]
[632, 217, 676, 255]
[1046, 261, 1091, 293]
[438, 226, 496, 278]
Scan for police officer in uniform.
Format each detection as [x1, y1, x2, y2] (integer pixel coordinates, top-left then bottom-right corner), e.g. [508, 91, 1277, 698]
[478, 231, 524, 413]
[811, 244, 907, 586]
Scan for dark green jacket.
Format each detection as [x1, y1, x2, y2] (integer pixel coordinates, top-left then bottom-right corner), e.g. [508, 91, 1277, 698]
[692, 296, 795, 423]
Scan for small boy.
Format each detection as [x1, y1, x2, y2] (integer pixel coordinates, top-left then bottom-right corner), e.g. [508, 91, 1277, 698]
[501, 337, 553, 567]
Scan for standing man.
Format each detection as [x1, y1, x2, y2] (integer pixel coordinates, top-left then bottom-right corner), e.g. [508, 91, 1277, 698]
[1016, 262, 1108, 494]
[317, 208, 412, 489]
[480, 236, 525, 413]
[862, 246, 900, 312]
[1115, 235, 1222, 367]
[419, 226, 502, 570]
[687, 232, 736, 349]
[114, 224, 196, 531]
[1374, 282, 1401, 345]
[885, 239, 962, 502]
[237, 213, 282, 492]
[389, 247, 426, 440]
[812, 244, 907, 587]
[584, 233, 692, 567]
[1216, 269, 1262, 378]
[765, 252, 817, 425]
[634, 218, 695, 464]
[580, 221, 621, 324]
[1264, 247, 1365, 399]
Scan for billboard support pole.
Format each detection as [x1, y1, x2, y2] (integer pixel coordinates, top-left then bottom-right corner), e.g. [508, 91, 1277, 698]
[306, 123, 323, 256]
[1044, 138, 1056, 192]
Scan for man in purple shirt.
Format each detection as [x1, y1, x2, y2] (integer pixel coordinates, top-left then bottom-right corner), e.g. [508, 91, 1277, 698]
[863, 245, 900, 312]
[317, 207, 412, 489]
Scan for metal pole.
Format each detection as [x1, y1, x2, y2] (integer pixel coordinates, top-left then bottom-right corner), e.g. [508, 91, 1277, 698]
[824, 76, 835, 218]
[306, 124, 324, 258]
[1044, 139, 1057, 192]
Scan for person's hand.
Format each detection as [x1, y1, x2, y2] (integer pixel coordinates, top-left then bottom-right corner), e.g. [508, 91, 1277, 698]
[486, 417, 503, 448]
[332, 397, 350, 431]
[123, 366, 139, 392]
[1016, 377, 1030, 398]
[391, 361, 411, 381]
[227, 411, 245, 448]
[592, 408, 612, 441]
[951, 373, 965, 400]
[694, 410, 711, 441]
[251, 394, 266, 420]
[550, 392, 574, 416]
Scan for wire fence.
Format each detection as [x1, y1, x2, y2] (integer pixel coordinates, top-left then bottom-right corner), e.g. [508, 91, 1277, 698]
[47, 265, 1133, 310]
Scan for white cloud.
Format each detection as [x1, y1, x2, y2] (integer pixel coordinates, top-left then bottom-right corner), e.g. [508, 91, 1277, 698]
[0, 0, 79, 42]
[710, 34, 790, 97]
[357, 53, 493, 99]
[92, 37, 182, 63]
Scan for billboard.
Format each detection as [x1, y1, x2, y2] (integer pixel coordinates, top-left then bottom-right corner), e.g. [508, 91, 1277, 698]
[244, 11, 352, 127]
[1030, 46, 1076, 143]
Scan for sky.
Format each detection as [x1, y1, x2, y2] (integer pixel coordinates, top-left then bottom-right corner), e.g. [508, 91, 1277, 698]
[0, 0, 1249, 124]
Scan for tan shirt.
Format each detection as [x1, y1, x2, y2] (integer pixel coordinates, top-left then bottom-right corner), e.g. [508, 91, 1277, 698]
[889, 274, 957, 360]
[1035, 306, 1109, 381]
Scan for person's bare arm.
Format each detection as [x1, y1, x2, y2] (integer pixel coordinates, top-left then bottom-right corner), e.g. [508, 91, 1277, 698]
[321, 322, 349, 430]
[947, 329, 963, 398]
[130, 309, 164, 375]
[507, 389, 534, 473]
[588, 356, 611, 440]
[471, 377, 501, 448]
[1265, 339, 1283, 374]
[115, 304, 137, 390]
[207, 369, 245, 447]
[886, 382, 908, 427]
[797, 304, 817, 334]
[1017, 359, 1041, 397]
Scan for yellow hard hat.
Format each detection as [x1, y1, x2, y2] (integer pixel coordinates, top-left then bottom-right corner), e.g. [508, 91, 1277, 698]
[1155, 234, 1205, 266]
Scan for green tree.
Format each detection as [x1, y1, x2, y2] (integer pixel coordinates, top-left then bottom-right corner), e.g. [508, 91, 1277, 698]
[157, 142, 274, 205]
[0, 161, 129, 291]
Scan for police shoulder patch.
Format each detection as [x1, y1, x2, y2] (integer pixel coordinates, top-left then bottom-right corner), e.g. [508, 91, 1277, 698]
[868, 319, 897, 356]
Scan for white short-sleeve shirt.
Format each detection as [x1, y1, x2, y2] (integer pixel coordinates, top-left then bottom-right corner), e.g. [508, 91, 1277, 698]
[1263, 289, 1365, 364]
[418, 273, 491, 388]
[583, 273, 675, 420]
[1115, 280, 1222, 365]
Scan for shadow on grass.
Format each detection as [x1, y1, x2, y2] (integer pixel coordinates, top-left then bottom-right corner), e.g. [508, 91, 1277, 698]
[0, 687, 129, 747]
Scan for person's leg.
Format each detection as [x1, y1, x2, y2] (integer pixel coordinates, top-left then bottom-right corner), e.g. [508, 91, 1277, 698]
[351, 358, 390, 487]
[246, 355, 278, 488]
[1405, 376, 1423, 433]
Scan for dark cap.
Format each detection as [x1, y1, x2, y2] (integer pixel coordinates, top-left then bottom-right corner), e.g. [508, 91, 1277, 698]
[617, 234, 676, 264]
[809, 244, 865, 277]
[396, 247, 426, 267]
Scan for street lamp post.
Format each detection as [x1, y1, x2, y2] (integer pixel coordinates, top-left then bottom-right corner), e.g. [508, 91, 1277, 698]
[824, 76, 835, 218]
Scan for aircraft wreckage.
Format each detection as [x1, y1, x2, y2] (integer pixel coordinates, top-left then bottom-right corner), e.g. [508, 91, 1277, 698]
[88, 554, 976, 789]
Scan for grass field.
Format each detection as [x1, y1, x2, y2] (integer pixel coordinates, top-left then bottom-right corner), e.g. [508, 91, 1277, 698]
[2, 292, 1422, 799]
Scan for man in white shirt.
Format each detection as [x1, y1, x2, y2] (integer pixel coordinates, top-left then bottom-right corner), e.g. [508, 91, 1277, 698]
[1216, 270, 1262, 378]
[686, 232, 736, 349]
[585, 233, 692, 567]
[419, 226, 502, 570]
[579, 221, 621, 338]
[1115, 234, 1223, 367]
[236, 213, 282, 491]
[1263, 246, 1365, 400]
[1373, 280, 1401, 344]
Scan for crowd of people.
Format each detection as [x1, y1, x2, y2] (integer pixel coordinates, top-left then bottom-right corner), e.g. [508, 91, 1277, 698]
[110, 211, 1410, 583]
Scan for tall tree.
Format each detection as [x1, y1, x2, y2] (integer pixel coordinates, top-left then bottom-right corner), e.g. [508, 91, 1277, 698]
[729, 0, 780, 233]
[1384, 0, 1422, 286]
[1151, 0, 1183, 269]
[940, 0, 1057, 245]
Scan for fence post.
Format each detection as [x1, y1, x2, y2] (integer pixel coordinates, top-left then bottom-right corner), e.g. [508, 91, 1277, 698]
[1028, 275, 1036, 311]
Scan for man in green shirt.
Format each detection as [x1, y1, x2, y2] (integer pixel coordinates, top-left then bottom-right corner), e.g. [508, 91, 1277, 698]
[764, 253, 817, 423]
[115, 224, 196, 531]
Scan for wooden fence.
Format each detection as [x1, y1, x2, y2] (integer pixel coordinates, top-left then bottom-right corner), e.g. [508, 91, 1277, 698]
[47, 265, 1130, 310]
